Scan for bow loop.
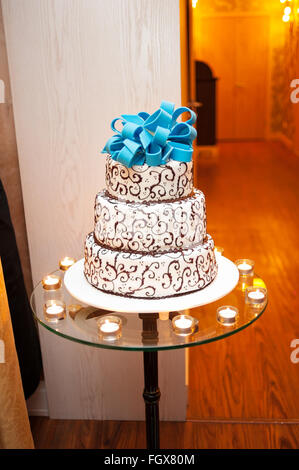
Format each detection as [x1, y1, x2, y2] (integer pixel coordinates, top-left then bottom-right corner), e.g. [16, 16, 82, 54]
[169, 122, 197, 144]
[152, 126, 170, 147]
[111, 118, 124, 134]
[171, 106, 197, 126]
[144, 108, 172, 133]
[146, 143, 162, 166]
[160, 100, 175, 115]
[103, 135, 123, 155]
[102, 101, 197, 167]
[139, 129, 152, 149]
[121, 122, 143, 141]
[168, 142, 193, 162]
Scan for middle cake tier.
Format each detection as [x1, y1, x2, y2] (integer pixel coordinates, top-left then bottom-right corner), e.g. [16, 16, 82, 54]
[94, 189, 206, 253]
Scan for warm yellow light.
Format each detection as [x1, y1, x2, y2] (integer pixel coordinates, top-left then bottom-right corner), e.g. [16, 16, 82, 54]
[253, 277, 267, 289]
[192, 0, 198, 8]
[280, 0, 286, 3]
[282, 14, 290, 21]
[284, 6, 292, 14]
[59, 256, 76, 271]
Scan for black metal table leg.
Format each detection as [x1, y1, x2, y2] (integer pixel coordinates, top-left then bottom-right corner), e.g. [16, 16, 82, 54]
[143, 350, 161, 449]
[139, 313, 161, 450]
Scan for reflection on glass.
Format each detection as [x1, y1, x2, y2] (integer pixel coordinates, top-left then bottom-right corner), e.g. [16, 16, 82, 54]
[139, 313, 159, 345]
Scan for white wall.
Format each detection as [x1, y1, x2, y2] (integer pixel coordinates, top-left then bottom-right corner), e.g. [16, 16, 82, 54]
[2, 0, 186, 420]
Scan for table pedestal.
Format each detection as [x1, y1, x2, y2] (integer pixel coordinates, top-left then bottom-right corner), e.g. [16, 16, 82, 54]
[140, 313, 161, 449]
[143, 351, 161, 449]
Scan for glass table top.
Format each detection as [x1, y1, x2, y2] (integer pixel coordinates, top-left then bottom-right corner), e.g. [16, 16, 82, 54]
[30, 268, 267, 352]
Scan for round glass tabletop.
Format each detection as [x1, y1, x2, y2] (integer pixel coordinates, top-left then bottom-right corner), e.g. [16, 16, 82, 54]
[30, 262, 267, 352]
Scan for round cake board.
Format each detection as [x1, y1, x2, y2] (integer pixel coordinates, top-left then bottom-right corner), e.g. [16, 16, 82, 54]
[64, 256, 239, 314]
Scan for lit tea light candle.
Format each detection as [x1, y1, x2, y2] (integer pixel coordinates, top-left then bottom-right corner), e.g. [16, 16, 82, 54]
[59, 256, 76, 271]
[175, 317, 192, 329]
[238, 262, 252, 272]
[43, 300, 66, 323]
[235, 259, 255, 276]
[97, 315, 122, 341]
[42, 274, 62, 290]
[217, 306, 239, 326]
[100, 322, 119, 333]
[245, 287, 267, 306]
[172, 314, 197, 336]
[214, 246, 224, 256]
[248, 290, 264, 301]
[47, 305, 64, 314]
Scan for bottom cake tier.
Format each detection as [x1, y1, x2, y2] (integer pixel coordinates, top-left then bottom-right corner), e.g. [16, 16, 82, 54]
[84, 232, 218, 299]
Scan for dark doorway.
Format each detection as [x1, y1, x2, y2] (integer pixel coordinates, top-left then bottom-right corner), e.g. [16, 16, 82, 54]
[195, 61, 217, 146]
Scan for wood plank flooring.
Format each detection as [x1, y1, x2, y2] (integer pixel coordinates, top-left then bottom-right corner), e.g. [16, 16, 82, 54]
[190, 141, 299, 422]
[29, 142, 299, 448]
[29, 418, 299, 449]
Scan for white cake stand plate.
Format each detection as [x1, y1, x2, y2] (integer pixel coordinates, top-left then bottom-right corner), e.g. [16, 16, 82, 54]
[64, 256, 239, 314]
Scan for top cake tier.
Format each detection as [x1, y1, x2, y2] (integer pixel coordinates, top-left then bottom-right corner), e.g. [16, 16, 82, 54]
[105, 156, 193, 202]
[101, 101, 197, 201]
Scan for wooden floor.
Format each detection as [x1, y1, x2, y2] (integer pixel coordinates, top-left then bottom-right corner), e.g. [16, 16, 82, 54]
[30, 141, 299, 449]
[29, 419, 299, 449]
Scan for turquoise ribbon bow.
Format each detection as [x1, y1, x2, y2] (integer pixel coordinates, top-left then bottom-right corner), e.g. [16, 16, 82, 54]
[102, 100, 197, 168]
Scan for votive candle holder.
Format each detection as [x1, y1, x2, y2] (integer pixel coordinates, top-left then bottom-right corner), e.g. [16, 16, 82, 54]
[235, 259, 255, 276]
[172, 314, 197, 336]
[42, 274, 62, 290]
[43, 300, 66, 323]
[217, 305, 239, 326]
[97, 315, 122, 341]
[59, 256, 76, 271]
[245, 287, 267, 307]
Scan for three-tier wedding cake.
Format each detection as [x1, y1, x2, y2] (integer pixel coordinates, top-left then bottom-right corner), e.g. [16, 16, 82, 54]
[84, 101, 217, 298]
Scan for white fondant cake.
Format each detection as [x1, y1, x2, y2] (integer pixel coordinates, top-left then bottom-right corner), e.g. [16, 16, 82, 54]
[94, 188, 206, 253]
[106, 157, 193, 202]
[84, 102, 217, 298]
[85, 232, 217, 299]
